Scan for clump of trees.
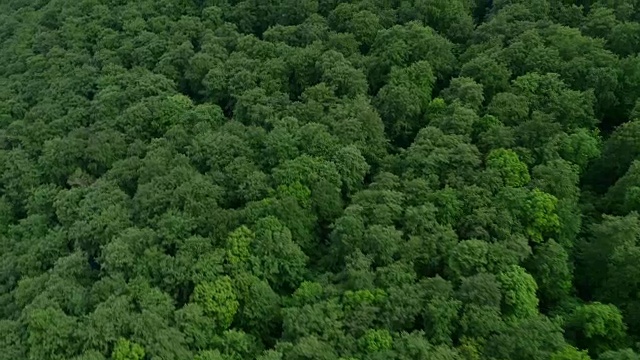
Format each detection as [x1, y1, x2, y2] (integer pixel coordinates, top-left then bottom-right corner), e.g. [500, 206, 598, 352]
[1, 0, 640, 359]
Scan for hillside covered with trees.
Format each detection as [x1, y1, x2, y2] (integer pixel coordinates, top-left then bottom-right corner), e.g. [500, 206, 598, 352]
[3, 0, 640, 359]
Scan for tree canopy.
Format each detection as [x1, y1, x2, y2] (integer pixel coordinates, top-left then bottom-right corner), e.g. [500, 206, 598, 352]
[1, 0, 639, 359]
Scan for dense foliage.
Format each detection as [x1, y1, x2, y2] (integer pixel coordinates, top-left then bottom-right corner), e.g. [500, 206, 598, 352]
[2, 0, 640, 359]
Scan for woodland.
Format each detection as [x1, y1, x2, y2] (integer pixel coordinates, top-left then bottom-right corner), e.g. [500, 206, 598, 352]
[3, 0, 640, 359]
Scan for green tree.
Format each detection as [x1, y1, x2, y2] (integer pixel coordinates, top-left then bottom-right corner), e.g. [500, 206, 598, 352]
[448, 239, 489, 278]
[191, 276, 239, 330]
[460, 55, 511, 100]
[367, 22, 456, 91]
[252, 216, 308, 292]
[2, 0, 640, 358]
[577, 213, 640, 304]
[441, 77, 485, 111]
[497, 265, 539, 319]
[328, 5, 382, 47]
[558, 129, 601, 171]
[550, 346, 591, 360]
[359, 329, 392, 353]
[527, 240, 572, 307]
[234, 275, 281, 342]
[111, 339, 145, 360]
[374, 61, 436, 144]
[332, 145, 370, 195]
[566, 302, 628, 356]
[605, 161, 640, 215]
[523, 189, 561, 244]
[531, 159, 580, 201]
[24, 306, 78, 360]
[599, 349, 640, 360]
[486, 148, 531, 187]
[224, 226, 254, 272]
[485, 315, 565, 360]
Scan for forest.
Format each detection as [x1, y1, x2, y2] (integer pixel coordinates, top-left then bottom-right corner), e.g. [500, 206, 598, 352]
[3, 0, 640, 359]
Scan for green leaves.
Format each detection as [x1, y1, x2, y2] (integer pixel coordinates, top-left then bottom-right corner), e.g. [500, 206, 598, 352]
[551, 346, 592, 360]
[567, 303, 628, 356]
[374, 61, 436, 144]
[225, 226, 254, 271]
[486, 148, 530, 187]
[497, 265, 539, 319]
[523, 189, 560, 244]
[192, 276, 239, 330]
[359, 329, 392, 353]
[332, 145, 369, 195]
[527, 240, 572, 306]
[253, 217, 308, 292]
[448, 240, 489, 278]
[485, 315, 565, 360]
[2, 0, 640, 358]
[111, 339, 145, 360]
